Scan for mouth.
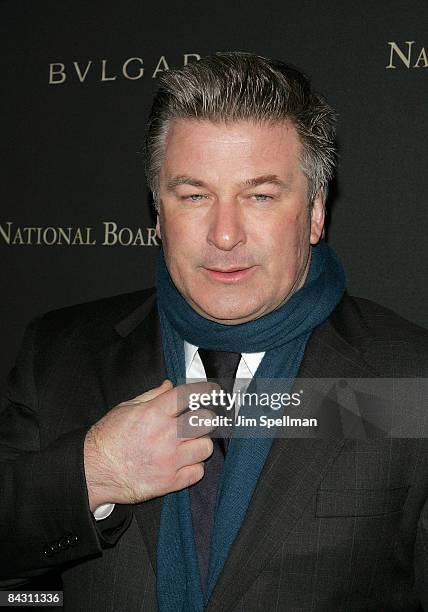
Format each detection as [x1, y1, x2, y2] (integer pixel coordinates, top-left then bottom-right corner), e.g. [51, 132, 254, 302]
[202, 266, 257, 283]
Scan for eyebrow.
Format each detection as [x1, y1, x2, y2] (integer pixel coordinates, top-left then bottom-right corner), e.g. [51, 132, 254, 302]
[166, 176, 206, 190]
[241, 175, 289, 190]
[166, 174, 290, 191]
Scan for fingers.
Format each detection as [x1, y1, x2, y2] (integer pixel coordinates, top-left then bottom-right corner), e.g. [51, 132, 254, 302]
[125, 381, 219, 417]
[120, 380, 173, 406]
[176, 408, 218, 440]
[138, 379, 173, 402]
[176, 436, 214, 469]
[174, 463, 205, 490]
[168, 381, 220, 417]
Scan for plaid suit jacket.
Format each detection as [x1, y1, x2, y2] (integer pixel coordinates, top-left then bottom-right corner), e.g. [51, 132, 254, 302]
[1, 289, 427, 611]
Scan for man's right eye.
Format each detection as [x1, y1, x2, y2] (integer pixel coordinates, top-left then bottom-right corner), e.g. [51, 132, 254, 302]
[183, 194, 206, 202]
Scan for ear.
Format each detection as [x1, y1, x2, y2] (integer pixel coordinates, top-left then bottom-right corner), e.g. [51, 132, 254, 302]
[310, 190, 325, 245]
[156, 214, 162, 240]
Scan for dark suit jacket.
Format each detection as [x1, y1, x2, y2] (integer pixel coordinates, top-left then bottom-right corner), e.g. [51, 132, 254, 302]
[1, 289, 427, 611]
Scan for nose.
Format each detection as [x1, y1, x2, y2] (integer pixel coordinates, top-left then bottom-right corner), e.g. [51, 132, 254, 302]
[206, 198, 246, 251]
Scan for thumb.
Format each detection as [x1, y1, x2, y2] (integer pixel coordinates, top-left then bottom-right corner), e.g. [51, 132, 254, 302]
[137, 379, 173, 402]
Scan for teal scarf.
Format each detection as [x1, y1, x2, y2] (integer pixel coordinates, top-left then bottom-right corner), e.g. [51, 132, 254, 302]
[156, 241, 346, 611]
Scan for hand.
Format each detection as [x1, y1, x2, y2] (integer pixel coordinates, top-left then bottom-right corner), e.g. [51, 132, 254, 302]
[84, 380, 216, 510]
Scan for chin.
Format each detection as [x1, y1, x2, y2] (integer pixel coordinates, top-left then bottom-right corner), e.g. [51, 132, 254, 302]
[191, 298, 265, 325]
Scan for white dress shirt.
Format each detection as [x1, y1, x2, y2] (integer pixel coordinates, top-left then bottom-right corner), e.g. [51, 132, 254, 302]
[93, 342, 265, 521]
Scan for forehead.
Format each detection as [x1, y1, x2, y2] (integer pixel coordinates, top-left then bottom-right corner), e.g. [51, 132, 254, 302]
[160, 119, 303, 182]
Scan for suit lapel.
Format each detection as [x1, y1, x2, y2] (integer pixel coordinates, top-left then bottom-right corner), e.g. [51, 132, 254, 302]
[98, 294, 166, 409]
[206, 304, 377, 611]
[97, 293, 166, 573]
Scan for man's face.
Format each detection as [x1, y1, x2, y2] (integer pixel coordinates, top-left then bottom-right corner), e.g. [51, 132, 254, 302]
[157, 119, 324, 325]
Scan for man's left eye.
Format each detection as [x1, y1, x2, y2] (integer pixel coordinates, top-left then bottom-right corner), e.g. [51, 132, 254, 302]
[252, 194, 272, 202]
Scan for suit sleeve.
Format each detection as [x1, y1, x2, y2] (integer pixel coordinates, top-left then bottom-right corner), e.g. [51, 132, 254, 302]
[415, 491, 428, 610]
[0, 318, 132, 584]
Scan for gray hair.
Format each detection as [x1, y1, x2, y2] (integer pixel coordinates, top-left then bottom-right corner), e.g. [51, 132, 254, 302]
[144, 52, 337, 210]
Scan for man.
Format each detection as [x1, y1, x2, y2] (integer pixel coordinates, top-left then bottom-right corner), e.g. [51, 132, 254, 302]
[1, 53, 427, 611]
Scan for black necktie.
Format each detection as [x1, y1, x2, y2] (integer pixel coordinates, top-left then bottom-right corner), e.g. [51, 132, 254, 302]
[198, 348, 241, 393]
[189, 349, 241, 593]
[198, 348, 241, 453]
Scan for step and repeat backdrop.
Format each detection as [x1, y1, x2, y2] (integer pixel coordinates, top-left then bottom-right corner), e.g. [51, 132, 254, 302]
[1, 0, 427, 388]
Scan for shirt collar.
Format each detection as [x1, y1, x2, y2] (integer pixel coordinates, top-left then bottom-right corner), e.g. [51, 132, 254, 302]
[184, 342, 199, 371]
[240, 351, 265, 377]
[184, 341, 264, 378]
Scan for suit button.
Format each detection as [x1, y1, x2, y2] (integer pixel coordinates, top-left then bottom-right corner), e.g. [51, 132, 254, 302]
[58, 537, 69, 550]
[51, 542, 61, 554]
[66, 534, 78, 547]
[43, 545, 54, 557]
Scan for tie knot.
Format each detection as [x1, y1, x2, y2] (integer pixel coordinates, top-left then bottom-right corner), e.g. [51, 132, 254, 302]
[198, 349, 241, 393]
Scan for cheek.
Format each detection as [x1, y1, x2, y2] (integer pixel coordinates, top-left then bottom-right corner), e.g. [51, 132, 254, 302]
[265, 212, 310, 275]
[161, 219, 202, 280]
[284, 208, 312, 248]
[268, 210, 308, 251]
[159, 212, 185, 250]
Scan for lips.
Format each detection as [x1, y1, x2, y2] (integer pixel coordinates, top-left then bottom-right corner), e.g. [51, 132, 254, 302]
[203, 266, 257, 283]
